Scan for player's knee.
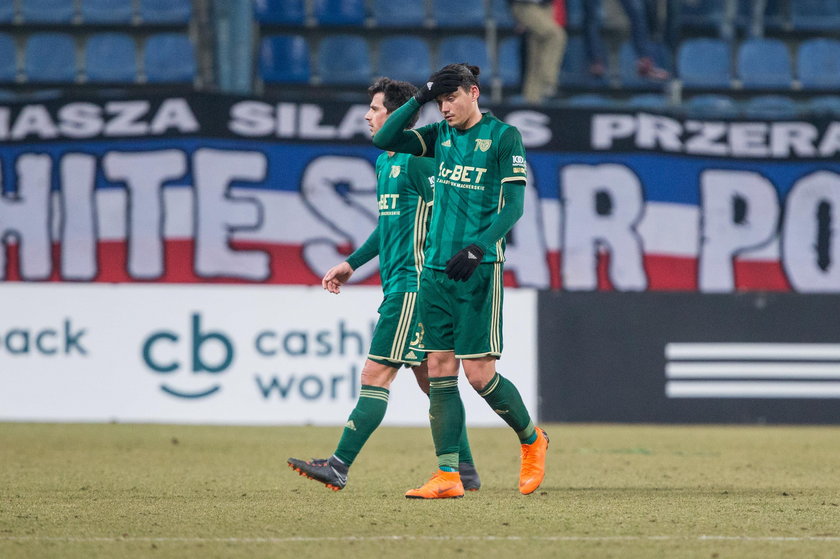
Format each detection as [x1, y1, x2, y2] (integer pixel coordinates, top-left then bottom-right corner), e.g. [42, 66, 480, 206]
[360, 360, 397, 388]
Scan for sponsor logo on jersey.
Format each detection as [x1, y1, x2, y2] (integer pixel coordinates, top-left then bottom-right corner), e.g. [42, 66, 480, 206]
[405, 350, 418, 360]
[475, 139, 492, 152]
[441, 139, 451, 147]
[389, 165, 401, 178]
[378, 193, 399, 211]
[512, 155, 525, 165]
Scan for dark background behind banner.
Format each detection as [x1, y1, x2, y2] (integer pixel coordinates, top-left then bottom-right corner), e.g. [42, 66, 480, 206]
[538, 292, 840, 423]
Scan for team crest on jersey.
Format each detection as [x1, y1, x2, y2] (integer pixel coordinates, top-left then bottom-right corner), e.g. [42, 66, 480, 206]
[474, 139, 492, 152]
[441, 139, 452, 147]
[389, 165, 401, 178]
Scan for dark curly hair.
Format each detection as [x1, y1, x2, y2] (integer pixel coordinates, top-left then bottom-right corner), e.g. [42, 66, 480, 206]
[368, 77, 421, 128]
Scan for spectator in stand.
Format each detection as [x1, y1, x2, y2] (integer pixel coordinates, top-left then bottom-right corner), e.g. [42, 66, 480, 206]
[584, 0, 669, 81]
[508, 0, 567, 105]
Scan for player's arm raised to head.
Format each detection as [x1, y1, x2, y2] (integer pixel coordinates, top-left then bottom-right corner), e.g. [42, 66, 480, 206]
[372, 98, 434, 157]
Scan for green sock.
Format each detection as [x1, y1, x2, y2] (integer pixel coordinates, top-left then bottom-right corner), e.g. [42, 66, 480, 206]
[333, 385, 389, 466]
[424, 389, 474, 465]
[478, 372, 536, 443]
[429, 376, 463, 471]
[457, 397, 475, 464]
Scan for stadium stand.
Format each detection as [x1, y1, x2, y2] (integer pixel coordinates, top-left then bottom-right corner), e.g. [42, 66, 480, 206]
[737, 38, 792, 90]
[144, 33, 195, 83]
[20, 0, 76, 24]
[565, 93, 614, 107]
[254, 0, 307, 25]
[0, 1, 14, 23]
[742, 94, 800, 119]
[24, 32, 77, 83]
[84, 32, 137, 83]
[313, 0, 366, 26]
[431, 0, 485, 28]
[677, 38, 732, 89]
[560, 34, 607, 89]
[790, 0, 840, 32]
[797, 38, 840, 91]
[683, 94, 739, 118]
[138, 0, 191, 25]
[259, 34, 311, 84]
[81, 0, 134, 24]
[491, 0, 515, 29]
[617, 40, 671, 89]
[317, 34, 372, 85]
[626, 93, 670, 110]
[0, 32, 16, 82]
[372, 0, 426, 28]
[807, 95, 840, 117]
[497, 36, 523, 88]
[377, 36, 432, 84]
[437, 35, 490, 74]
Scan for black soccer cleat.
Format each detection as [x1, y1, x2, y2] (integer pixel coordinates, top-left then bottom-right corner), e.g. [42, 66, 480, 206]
[459, 461, 481, 491]
[287, 457, 348, 491]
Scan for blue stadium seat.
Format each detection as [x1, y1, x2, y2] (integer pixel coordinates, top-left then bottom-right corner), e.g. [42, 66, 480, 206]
[561, 34, 607, 88]
[313, 0, 366, 26]
[85, 33, 136, 83]
[737, 38, 792, 90]
[432, 0, 485, 28]
[798, 38, 840, 91]
[627, 94, 670, 110]
[259, 34, 310, 84]
[254, 0, 306, 25]
[139, 0, 191, 24]
[791, 0, 840, 32]
[81, 0, 134, 23]
[21, 0, 75, 23]
[742, 95, 799, 119]
[683, 94, 739, 118]
[565, 94, 616, 108]
[0, 1, 14, 23]
[677, 38, 731, 88]
[491, 0, 515, 29]
[0, 33, 16, 83]
[377, 36, 431, 84]
[807, 95, 840, 117]
[372, 0, 425, 27]
[498, 36, 523, 87]
[25, 33, 77, 83]
[144, 33, 195, 83]
[437, 35, 489, 72]
[317, 35, 371, 85]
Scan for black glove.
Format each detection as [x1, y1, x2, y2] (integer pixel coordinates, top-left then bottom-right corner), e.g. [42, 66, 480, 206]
[444, 244, 484, 281]
[414, 69, 462, 105]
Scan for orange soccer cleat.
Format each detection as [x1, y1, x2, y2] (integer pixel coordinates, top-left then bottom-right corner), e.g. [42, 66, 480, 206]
[405, 469, 465, 499]
[519, 427, 549, 495]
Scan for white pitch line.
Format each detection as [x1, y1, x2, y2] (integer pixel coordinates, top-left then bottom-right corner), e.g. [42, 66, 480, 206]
[2, 535, 840, 543]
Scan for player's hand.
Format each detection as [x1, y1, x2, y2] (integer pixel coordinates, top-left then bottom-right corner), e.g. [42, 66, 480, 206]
[321, 261, 354, 294]
[414, 69, 462, 105]
[444, 244, 484, 281]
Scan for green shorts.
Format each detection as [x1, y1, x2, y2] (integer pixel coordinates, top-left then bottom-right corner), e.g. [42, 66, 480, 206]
[368, 292, 425, 368]
[409, 264, 504, 359]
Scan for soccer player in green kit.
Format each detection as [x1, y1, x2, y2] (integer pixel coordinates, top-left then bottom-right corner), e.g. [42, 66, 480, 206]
[287, 77, 480, 492]
[373, 64, 549, 499]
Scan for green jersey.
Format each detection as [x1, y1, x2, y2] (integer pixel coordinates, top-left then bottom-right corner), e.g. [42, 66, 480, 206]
[412, 112, 527, 269]
[348, 152, 434, 295]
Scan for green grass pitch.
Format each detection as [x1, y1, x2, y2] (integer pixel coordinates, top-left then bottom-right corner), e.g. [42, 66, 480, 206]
[1, 422, 839, 558]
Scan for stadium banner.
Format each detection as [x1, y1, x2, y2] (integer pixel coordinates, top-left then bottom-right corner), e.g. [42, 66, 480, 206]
[1, 94, 839, 292]
[0, 284, 536, 425]
[538, 291, 840, 423]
